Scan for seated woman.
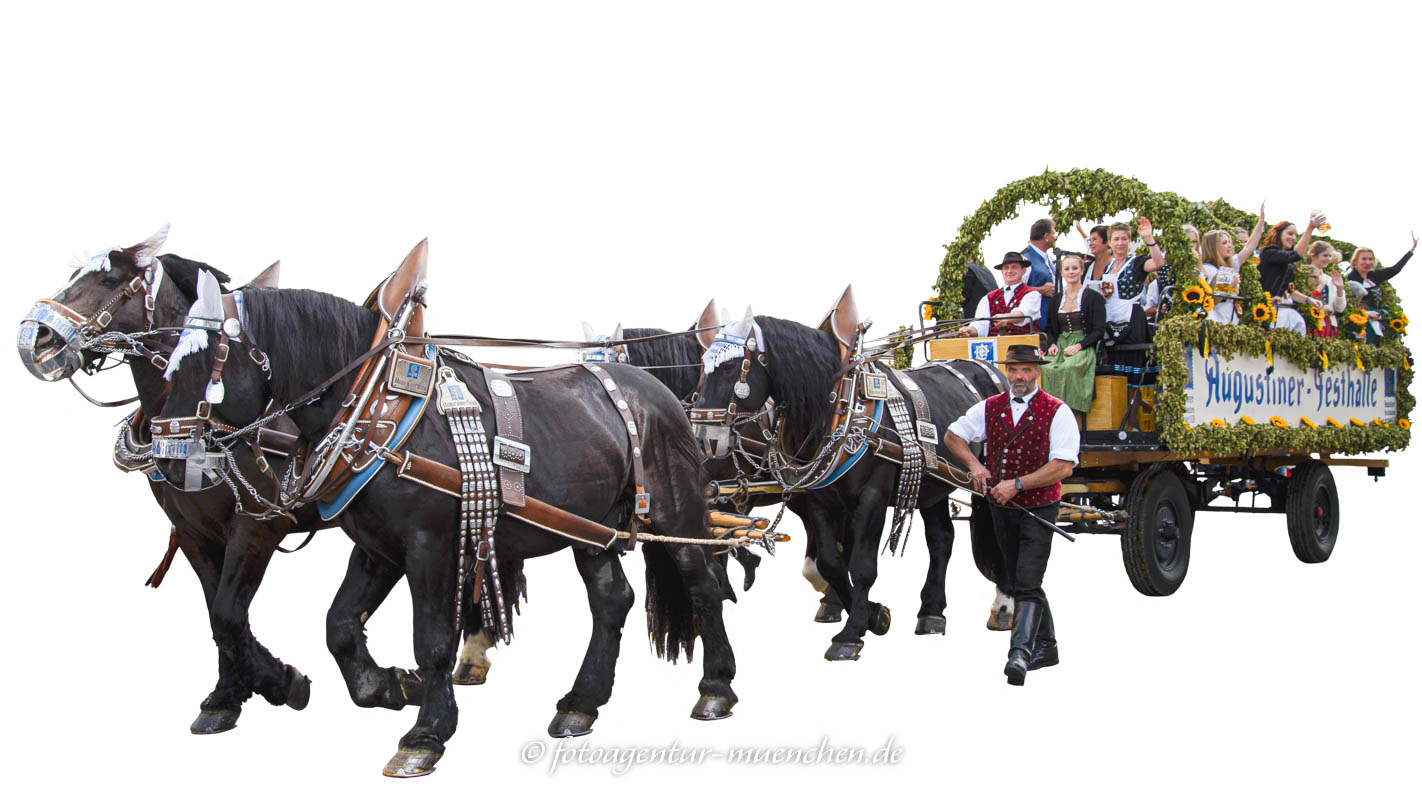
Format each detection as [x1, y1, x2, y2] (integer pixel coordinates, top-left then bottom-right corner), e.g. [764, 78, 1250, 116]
[1041, 253, 1105, 417]
[1089, 218, 1164, 389]
[1345, 235, 1416, 343]
[1290, 242, 1347, 338]
[1199, 207, 1268, 325]
[1258, 213, 1326, 334]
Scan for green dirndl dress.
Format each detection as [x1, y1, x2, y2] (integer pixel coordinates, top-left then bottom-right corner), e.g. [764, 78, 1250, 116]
[1041, 313, 1096, 414]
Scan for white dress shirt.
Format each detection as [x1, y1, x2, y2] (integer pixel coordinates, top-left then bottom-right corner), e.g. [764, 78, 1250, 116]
[967, 281, 1043, 337]
[947, 386, 1080, 466]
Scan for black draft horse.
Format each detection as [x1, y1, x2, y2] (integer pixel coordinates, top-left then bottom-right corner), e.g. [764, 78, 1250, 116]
[693, 308, 1001, 660]
[17, 231, 323, 733]
[155, 271, 736, 777]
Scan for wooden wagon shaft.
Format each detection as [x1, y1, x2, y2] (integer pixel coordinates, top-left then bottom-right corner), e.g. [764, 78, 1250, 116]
[708, 511, 770, 530]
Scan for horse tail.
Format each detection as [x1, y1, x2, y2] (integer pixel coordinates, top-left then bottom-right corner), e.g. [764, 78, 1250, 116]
[643, 542, 700, 664]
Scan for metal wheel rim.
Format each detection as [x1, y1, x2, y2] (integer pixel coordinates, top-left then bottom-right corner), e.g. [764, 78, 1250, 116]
[1312, 484, 1334, 543]
[1153, 500, 1182, 570]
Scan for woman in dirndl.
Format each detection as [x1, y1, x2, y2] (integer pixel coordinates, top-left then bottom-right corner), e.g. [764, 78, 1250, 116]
[1089, 217, 1165, 388]
[1041, 253, 1105, 416]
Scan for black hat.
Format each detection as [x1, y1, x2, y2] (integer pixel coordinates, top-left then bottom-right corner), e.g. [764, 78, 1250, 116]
[1002, 344, 1049, 365]
[994, 251, 1032, 270]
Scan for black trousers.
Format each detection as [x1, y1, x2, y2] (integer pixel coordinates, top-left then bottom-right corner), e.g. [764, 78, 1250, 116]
[989, 501, 1059, 605]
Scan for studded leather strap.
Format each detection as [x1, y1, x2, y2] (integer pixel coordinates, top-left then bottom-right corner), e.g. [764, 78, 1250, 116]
[479, 365, 527, 508]
[581, 363, 650, 523]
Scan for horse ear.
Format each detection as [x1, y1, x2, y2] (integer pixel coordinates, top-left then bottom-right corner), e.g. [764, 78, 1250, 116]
[720, 307, 731, 325]
[612, 323, 624, 341]
[695, 299, 720, 349]
[742, 306, 755, 323]
[582, 322, 597, 342]
[128, 224, 170, 268]
[248, 261, 281, 289]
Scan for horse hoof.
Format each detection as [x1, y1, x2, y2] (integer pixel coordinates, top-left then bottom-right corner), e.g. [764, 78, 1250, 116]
[986, 607, 1013, 631]
[915, 615, 946, 635]
[690, 694, 736, 721]
[285, 666, 311, 710]
[548, 710, 596, 738]
[452, 662, 488, 686]
[382, 749, 441, 778]
[814, 601, 843, 624]
[190, 708, 239, 735]
[824, 641, 864, 661]
[870, 605, 892, 636]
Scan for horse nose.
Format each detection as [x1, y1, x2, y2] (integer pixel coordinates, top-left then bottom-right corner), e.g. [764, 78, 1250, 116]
[17, 320, 82, 382]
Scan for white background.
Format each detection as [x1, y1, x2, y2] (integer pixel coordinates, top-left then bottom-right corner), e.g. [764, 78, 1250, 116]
[2, 1, 1418, 796]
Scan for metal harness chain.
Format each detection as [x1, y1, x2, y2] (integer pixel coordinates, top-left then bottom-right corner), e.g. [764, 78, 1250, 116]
[882, 378, 922, 556]
[439, 367, 509, 643]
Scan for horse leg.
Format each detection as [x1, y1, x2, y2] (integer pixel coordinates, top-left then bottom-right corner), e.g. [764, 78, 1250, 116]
[382, 531, 461, 779]
[914, 500, 955, 635]
[664, 541, 738, 721]
[452, 629, 494, 686]
[830, 489, 891, 659]
[178, 530, 248, 735]
[794, 497, 841, 622]
[208, 517, 311, 713]
[327, 546, 422, 710]
[805, 504, 859, 660]
[547, 546, 634, 737]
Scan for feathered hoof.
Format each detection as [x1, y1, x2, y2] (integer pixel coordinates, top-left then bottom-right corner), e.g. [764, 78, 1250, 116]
[870, 605, 892, 636]
[548, 710, 596, 738]
[382, 748, 442, 778]
[914, 615, 946, 635]
[451, 662, 489, 686]
[285, 665, 311, 710]
[986, 606, 1013, 632]
[190, 707, 239, 735]
[814, 601, 843, 624]
[690, 694, 736, 721]
[823, 641, 864, 661]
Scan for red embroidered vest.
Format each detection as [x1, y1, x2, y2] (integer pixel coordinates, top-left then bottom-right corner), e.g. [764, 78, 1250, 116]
[987, 284, 1036, 335]
[985, 390, 1063, 508]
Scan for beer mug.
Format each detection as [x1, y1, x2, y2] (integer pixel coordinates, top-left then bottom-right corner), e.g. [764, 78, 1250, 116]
[1313, 209, 1331, 234]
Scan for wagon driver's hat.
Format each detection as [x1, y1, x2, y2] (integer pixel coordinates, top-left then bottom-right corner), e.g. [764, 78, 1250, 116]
[1001, 344, 1049, 365]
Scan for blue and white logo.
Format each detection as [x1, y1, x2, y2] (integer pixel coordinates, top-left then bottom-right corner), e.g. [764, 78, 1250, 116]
[970, 340, 996, 362]
[406, 363, 421, 380]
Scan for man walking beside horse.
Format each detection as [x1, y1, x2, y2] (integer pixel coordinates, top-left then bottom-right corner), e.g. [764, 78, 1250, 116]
[945, 345, 1079, 685]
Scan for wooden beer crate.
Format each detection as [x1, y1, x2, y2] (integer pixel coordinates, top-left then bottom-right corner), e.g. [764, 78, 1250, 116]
[927, 333, 1039, 363]
[1085, 376, 1127, 431]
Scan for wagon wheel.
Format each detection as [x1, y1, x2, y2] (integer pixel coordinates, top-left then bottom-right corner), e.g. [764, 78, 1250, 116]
[968, 495, 1000, 584]
[1121, 465, 1193, 596]
[1285, 460, 1339, 564]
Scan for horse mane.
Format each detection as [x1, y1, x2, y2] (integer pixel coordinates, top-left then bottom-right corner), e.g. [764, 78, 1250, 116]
[623, 326, 702, 401]
[156, 254, 233, 298]
[239, 288, 380, 403]
[756, 316, 841, 450]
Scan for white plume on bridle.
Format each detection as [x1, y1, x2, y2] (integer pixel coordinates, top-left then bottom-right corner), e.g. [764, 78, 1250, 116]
[164, 268, 223, 380]
[702, 307, 764, 374]
[70, 224, 170, 276]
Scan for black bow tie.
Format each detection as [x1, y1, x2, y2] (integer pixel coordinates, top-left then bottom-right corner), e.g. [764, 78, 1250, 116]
[1012, 397, 1026, 404]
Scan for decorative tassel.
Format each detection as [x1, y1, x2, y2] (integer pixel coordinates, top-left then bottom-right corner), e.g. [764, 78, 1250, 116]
[1320, 349, 1329, 370]
[1354, 343, 1364, 371]
[1203, 325, 1209, 359]
[146, 527, 179, 589]
[1265, 339, 1273, 366]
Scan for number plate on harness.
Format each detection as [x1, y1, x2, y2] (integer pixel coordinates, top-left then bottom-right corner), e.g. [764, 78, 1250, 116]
[153, 436, 194, 460]
[389, 350, 436, 396]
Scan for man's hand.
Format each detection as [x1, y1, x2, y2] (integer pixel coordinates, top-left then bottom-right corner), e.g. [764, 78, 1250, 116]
[969, 463, 991, 489]
[1036, 282, 1056, 298]
[990, 479, 1019, 505]
[958, 324, 978, 337]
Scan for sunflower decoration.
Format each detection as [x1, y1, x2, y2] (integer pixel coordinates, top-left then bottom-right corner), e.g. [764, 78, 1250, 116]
[1327, 417, 1345, 429]
[1202, 296, 1216, 312]
[1308, 305, 1324, 321]
[1252, 302, 1274, 323]
[1348, 310, 1368, 326]
[1269, 416, 1289, 429]
[1300, 417, 1317, 430]
[1182, 285, 1206, 305]
[1401, 418, 1412, 431]
[1241, 415, 1257, 425]
[1211, 418, 1229, 429]
[1390, 317, 1407, 334]
[1372, 417, 1389, 427]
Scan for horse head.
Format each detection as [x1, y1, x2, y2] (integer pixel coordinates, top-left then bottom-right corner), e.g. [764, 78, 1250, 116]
[17, 225, 182, 381]
[691, 307, 774, 459]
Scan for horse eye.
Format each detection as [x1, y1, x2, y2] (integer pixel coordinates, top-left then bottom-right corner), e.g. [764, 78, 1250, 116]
[98, 275, 120, 289]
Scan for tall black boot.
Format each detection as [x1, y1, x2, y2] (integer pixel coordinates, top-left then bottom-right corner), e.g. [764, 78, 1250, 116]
[1028, 597, 1058, 671]
[1003, 599, 1041, 686]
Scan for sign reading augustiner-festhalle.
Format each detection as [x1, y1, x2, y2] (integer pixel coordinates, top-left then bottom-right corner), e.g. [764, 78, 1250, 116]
[1182, 345, 1398, 427]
